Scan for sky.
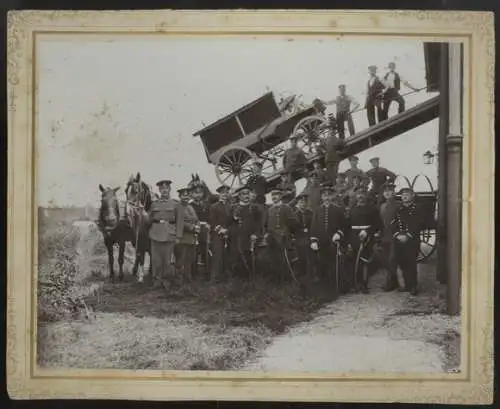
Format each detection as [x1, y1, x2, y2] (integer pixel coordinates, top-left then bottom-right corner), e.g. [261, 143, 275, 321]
[36, 35, 439, 207]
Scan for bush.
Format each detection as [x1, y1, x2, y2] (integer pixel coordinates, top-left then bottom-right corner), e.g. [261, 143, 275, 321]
[37, 225, 85, 322]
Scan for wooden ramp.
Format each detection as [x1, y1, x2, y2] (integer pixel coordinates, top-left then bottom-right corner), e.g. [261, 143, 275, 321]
[264, 95, 440, 188]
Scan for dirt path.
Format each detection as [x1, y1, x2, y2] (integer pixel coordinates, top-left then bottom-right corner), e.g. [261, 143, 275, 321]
[243, 269, 460, 373]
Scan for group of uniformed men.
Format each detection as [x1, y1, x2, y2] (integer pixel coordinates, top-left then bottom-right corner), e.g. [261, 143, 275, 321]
[146, 152, 424, 297]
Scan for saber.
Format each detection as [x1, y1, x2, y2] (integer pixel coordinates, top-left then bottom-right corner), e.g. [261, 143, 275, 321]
[250, 238, 256, 283]
[335, 241, 341, 293]
[284, 245, 298, 284]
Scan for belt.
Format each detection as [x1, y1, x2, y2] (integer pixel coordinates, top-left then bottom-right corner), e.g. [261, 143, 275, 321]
[156, 220, 175, 225]
[351, 225, 371, 230]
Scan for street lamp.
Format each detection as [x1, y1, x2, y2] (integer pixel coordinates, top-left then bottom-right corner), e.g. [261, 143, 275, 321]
[423, 150, 437, 165]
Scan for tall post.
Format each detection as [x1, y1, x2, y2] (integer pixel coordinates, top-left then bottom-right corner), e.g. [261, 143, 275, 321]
[437, 43, 449, 284]
[445, 42, 463, 316]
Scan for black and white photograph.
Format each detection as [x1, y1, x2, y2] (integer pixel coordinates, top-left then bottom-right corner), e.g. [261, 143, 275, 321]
[34, 36, 466, 374]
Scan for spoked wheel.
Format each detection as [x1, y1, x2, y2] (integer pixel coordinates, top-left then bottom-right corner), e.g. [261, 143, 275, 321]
[215, 146, 257, 189]
[258, 145, 285, 178]
[292, 115, 329, 157]
[418, 228, 437, 263]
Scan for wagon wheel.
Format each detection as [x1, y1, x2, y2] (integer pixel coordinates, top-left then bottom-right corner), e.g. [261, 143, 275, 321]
[292, 115, 329, 157]
[258, 145, 285, 178]
[417, 228, 437, 263]
[215, 147, 257, 189]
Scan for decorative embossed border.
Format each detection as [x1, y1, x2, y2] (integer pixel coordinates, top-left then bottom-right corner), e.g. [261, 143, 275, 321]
[6, 10, 494, 403]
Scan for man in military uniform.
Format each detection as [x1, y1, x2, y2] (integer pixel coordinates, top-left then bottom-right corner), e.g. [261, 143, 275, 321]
[174, 187, 199, 284]
[263, 188, 298, 283]
[346, 174, 365, 214]
[344, 155, 368, 188]
[293, 193, 313, 278]
[379, 182, 400, 291]
[392, 187, 424, 295]
[228, 185, 262, 279]
[190, 185, 210, 279]
[348, 190, 383, 293]
[310, 182, 350, 295]
[246, 162, 267, 205]
[365, 65, 385, 126]
[208, 185, 233, 282]
[366, 157, 397, 206]
[277, 172, 297, 204]
[283, 133, 307, 178]
[148, 180, 184, 291]
[324, 129, 345, 184]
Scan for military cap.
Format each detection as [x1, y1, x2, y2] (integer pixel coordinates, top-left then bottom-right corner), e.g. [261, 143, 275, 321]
[269, 187, 284, 195]
[368, 65, 377, 71]
[338, 83, 346, 88]
[348, 155, 359, 161]
[156, 179, 172, 187]
[398, 187, 414, 195]
[337, 172, 346, 178]
[216, 184, 230, 193]
[296, 192, 309, 200]
[236, 184, 251, 194]
[369, 156, 380, 162]
[177, 187, 192, 195]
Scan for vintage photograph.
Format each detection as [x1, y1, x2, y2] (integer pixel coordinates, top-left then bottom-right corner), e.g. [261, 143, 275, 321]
[36, 36, 463, 374]
[6, 9, 494, 403]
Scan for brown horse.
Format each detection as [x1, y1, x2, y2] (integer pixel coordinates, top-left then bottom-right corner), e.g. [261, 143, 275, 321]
[125, 172, 152, 282]
[97, 184, 132, 281]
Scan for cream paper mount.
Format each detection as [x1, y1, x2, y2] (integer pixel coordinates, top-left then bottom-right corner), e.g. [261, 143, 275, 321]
[7, 9, 494, 403]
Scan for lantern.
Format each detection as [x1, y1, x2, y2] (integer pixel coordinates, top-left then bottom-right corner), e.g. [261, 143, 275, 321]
[423, 150, 435, 165]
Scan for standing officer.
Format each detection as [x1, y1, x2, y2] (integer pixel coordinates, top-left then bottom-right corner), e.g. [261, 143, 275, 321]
[190, 185, 210, 279]
[346, 174, 365, 213]
[323, 84, 361, 140]
[148, 180, 184, 291]
[324, 129, 345, 184]
[392, 187, 424, 295]
[229, 185, 262, 279]
[379, 182, 400, 291]
[310, 182, 350, 295]
[348, 190, 383, 293]
[246, 162, 267, 205]
[292, 193, 312, 278]
[365, 65, 385, 126]
[344, 155, 368, 188]
[208, 184, 233, 282]
[381, 61, 419, 120]
[366, 157, 397, 206]
[264, 188, 298, 283]
[283, 133, 308, 178]
[277, 172, 297, 204]
[175, 187, 199, 284]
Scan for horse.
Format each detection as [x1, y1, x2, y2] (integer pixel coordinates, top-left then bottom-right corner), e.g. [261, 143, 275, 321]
[125, 172, 152, 282]
[97, 184, 131, 281]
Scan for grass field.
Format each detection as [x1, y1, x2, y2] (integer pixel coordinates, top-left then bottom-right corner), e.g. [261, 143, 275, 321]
[36, 216, 333, 370]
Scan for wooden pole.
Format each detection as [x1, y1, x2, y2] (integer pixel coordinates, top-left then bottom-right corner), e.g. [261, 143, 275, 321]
[445, 43, 463, 316]
[437, 43, 449, 284]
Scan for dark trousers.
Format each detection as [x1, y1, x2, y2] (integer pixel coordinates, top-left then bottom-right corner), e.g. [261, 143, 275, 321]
[295, 239, 311, 278]
[350, 236, 375, 291]
[316, 240, 339, 295]
[393, 239, 419, 290]
[366, 98, 383, 126]
[336, 112, 355, 140]
[210, 234, 227, 281]
[381, 241, 398, 289]
[382, 88, 405, 120]
[151, 240, 177, 285]
[174, 243, 196, 283]
[326, 161, 340, 184]
[267, 235, 288, 283]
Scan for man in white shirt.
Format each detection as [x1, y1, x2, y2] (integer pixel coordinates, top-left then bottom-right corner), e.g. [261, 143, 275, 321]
[323, 84, 361, 140]
[381, 62, 419, 120]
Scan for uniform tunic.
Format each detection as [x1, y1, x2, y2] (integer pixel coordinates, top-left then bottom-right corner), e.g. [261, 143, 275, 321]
[277, 180, 297, 204]
[293, 207, 313, 277]
[392, 202, 424, 291]
[283, 146, 307, 175]
[366, 167, 397, 198]
[303, 169, 326, 210]
[191, 200, 210, 275]
[324, 135, 345, 182]
[348, 203, 383, 291]
[344, 168, 368, 188]
[264, 203, 298, 282]
[310, 203, 350, 288]
[174, 203, 199, 282]
[208, 200, 233, 280]
[229, 203, 262, 277]
[148, 198, 184, 285]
